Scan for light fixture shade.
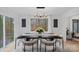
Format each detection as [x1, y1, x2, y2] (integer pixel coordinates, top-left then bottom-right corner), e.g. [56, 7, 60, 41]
[34, 7, 47, 18]
[36, 7, 45, 9]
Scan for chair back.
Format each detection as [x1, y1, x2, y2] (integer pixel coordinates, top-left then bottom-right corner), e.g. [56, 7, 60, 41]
[41, 39, 56, 45]
[23, 39, 37, 45]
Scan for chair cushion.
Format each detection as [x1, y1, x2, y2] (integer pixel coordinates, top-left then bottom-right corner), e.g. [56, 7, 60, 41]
[41, 39, 56, 46]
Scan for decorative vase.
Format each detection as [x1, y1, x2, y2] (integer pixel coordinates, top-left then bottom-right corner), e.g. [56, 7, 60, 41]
[38, 33, 42, 38]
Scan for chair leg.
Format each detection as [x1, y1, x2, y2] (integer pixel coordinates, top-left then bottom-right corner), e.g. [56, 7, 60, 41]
[52, 43, 55, 52]
[40, 40, 41, 52]
[23, 44, 26, 52]
[37, 40, 38, 52]
[45, 44, 46, 52]
[54, 42, 56, 51]
[52, 45, 54, 52]
[32, 45, 33, 52]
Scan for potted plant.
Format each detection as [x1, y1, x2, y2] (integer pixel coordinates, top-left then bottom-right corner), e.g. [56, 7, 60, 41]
[36, 27, 44, 34]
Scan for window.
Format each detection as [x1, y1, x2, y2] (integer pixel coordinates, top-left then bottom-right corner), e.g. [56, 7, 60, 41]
[22, 19, 26, 27]
[73, 20, 79, 33]
[5, 16, 14, 45]
[54, 19, 58, 28]
[0, 15, 3, 48]
[0, 15, 14, 47]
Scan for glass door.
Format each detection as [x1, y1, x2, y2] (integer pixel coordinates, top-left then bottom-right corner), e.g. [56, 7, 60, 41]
[5, 16, 14, 45]
[0, 15, 3, 48]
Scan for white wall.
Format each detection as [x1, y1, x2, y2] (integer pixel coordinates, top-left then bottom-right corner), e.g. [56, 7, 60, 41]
[1, 7, 79, 42]
[7, 8, 79, 41]
[51, 16, 67, 40]
[61, 15, 79, 40]
[0, 8, 19, 38]
[17, 15, 67, 40]
[16, 15, 53, 34]
[0, 8, 68, 44]
[0, 8, 19, 47]
[14, 15, 31, 38]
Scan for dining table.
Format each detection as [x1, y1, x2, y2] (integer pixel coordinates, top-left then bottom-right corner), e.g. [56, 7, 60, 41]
[15, 33, 64, 52]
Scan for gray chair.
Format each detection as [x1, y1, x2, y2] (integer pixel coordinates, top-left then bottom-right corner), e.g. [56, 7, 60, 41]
[41, 39, 56, 52]
[22, 39, 38, 52]
[54, 36, 64, 51]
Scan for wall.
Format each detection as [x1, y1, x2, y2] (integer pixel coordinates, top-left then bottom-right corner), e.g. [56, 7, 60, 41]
[14, 15, 31, 38]
[10, 8, 79, 41]
[50, 16, 67, 40]
[0, 8, 19, 47]
[1, 7, 79, 48]
[1, 8, 79, 42]
[16, 15, 53, 34]
[14, 12, 79, 41]
[17, 15, 67, 40]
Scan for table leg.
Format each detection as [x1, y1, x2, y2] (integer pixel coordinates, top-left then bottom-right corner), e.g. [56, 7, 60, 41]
[62, 39, 64, 51]
[45, 44, 46, 52]
[55, 41, 56, 51]
[38, 39, 41, 52]
[52, 43, 55, 52]
[15, 39, 17, 49]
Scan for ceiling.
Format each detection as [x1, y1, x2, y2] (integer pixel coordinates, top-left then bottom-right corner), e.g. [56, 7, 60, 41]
[2, 7, 79, 17]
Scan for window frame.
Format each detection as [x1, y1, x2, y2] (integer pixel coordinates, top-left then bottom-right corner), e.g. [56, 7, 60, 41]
[73, 19, 79, 33]
[22, 18, 26, 27]
[53, 19, 58, 28]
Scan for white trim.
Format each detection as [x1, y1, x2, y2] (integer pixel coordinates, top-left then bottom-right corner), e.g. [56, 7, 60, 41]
[13, 18, 15, 44]
[3, 16, 5, 47]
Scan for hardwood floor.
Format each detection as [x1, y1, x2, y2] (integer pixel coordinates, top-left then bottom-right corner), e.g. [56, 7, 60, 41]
[64, 39, 79, 52]
[1, 39, 79, 52]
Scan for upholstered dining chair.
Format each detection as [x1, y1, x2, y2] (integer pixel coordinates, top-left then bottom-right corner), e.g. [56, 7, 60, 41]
[17, 36, 31, 47]
[41, 39, 56, 52]
[15, 36, 31, 49]
[22, 39, 38, 52]
[53, 35, 64, 51]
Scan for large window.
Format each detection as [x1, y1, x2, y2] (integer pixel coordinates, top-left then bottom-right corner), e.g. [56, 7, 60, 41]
[73, 20, 79, 33]
[31, 18, 48, 31]
[0, 15, 3, 48]
[0, 15, 14, 48]
[5, 16, 14, 45]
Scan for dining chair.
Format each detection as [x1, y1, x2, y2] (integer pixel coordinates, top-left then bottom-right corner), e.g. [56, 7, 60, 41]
[41, 39, 56, 52]
[16, 36, 31, 47]
[54, 36, 64, 51]
[22, 39, 38, 52]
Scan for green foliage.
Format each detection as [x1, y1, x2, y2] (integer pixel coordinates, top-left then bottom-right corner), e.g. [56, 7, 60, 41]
[36, 27, 44, 34]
